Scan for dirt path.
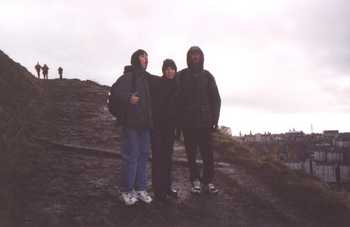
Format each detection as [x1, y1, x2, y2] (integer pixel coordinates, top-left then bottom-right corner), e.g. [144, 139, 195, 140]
[17, 143, 314, 227]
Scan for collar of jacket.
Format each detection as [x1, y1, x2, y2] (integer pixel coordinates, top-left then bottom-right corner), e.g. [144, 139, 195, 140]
[133, 68, 150, 77]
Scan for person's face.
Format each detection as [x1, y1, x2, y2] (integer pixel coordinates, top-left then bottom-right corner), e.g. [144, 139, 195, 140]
[164, 67, 176, 79]
[190, 51, 201, 64]
[138, 53, 148, 69]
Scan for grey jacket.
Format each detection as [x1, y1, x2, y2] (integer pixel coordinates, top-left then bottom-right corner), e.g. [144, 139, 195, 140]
[114, 70, 153, 129]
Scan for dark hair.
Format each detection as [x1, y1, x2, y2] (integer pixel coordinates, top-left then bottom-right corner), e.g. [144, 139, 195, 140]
[162, 59, 177, 74]
[130, 49, 148, 68]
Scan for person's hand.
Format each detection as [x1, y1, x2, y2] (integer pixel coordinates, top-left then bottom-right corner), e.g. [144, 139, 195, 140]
[130, 93, 140, 105]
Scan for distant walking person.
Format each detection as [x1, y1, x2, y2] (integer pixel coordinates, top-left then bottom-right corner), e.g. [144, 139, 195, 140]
[177, 46, 221, 195]
[42, 64, 49, 79]
[35, 62, 41, 79]
[58, 67, 63, 79]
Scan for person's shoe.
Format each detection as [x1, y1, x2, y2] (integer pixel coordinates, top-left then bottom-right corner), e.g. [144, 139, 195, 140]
[204, 183, 219, 195]
[191, 180, 201, 194]
[135, 190, 153, 204]
[120, 192, 138, 206]
[167, 188, 178, 198]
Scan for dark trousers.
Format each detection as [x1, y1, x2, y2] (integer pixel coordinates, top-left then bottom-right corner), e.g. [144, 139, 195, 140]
[151, 127, 175, 197]
[183, 128, 214, 184]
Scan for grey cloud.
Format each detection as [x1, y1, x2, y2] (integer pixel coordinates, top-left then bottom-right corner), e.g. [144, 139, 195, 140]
[224, 79, 350, 113]
[320, 81, 350, 112]
[2, 0, 350, 106]
[224, 92, 325, 113]
[289, 0, 350, 75]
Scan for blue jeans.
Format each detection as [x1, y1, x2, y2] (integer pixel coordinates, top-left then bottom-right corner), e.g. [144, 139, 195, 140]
[119, 127, 150, 192]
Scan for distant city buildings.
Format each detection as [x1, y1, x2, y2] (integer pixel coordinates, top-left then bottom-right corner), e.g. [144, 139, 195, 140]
[335, 133, 350, 148]
[234, 129, 350, 186]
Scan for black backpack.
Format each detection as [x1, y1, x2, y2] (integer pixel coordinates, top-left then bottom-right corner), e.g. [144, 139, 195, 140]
[107, 73, 136, 123]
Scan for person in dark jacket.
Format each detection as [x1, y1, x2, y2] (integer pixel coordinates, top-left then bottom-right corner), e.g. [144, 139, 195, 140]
[114, 49, 153, 205]
[42, 64, 49, 79]
[177, 46, 221, 194]
[35, 62, 41, 79]
[150, 59, 179, 201]
[58, 66, 63, 79]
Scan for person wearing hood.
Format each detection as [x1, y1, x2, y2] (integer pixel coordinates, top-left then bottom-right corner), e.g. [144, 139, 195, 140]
[150, 59, 179, 201]
[113, 49, 153, 205]
[177, 46, 221, 194]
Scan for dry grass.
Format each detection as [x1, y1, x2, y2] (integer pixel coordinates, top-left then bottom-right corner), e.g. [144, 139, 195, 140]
[0, 53, 44, 226]
[0, 100, 41, 226]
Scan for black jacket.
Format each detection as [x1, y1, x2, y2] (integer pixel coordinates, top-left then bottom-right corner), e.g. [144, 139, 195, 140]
[113, 68, 153, 129]
[149, 76, 179, 129]
[177, 46, 221, 128]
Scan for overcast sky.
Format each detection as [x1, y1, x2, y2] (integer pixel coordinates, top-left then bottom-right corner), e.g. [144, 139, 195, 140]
[1, 0, 349, 134]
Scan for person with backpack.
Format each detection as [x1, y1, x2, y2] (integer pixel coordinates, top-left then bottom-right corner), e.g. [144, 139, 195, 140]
[109, 49, 154, 206]
[150, 59, 179, 202]
[177, 46, 221, 195]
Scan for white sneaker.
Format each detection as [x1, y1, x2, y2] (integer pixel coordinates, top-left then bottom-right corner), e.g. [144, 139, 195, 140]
[135, 190, 153, 204]
[191, 180, 201, 194]
[120, 192, 138, 206]
[205, 183, 219, 194]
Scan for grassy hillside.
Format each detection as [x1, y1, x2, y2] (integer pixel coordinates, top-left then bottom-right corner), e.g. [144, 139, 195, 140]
[0, 50, 43, 226]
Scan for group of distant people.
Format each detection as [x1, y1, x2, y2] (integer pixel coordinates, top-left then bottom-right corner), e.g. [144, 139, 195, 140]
[35, 62, 63, 80]
[109, 46, 221, 206]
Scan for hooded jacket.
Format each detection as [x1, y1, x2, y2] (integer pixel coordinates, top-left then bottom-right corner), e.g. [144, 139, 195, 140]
[177, 46, 221, 128]
[112, 50, 153, 129]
